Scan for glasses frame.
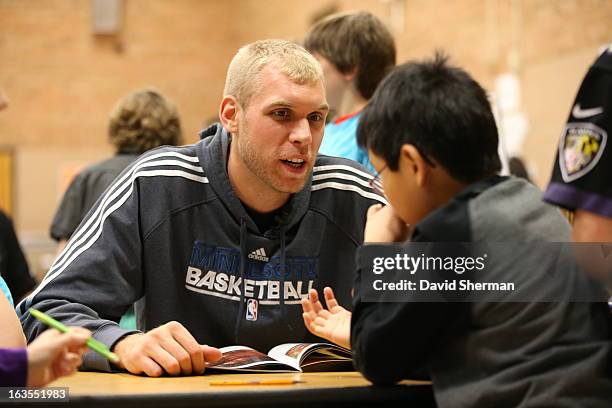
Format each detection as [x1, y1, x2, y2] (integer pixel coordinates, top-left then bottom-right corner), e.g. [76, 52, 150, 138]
[367, 151, 436, 196]
[368, 165, 387, 196]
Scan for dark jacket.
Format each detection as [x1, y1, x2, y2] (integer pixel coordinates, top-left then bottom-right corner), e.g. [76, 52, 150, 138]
[352, 176, 612, 408]
[19, 124, 384, 372]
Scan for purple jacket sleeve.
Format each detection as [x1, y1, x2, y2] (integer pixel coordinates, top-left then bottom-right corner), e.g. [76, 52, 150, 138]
[0, 348, 27, 386]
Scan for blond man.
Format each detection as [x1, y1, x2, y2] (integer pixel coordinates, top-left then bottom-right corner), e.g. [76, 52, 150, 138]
[19, 40, 385, 376]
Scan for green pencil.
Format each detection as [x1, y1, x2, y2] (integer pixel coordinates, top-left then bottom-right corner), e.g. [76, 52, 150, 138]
[29, 308, 120, 364]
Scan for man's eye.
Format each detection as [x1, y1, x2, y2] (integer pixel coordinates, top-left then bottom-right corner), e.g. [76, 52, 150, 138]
[272, 110, 291, 120]
[308, 113, 324, 122]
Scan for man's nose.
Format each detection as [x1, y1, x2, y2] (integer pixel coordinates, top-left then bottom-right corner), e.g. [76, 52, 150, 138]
[288, 118, 312, 145]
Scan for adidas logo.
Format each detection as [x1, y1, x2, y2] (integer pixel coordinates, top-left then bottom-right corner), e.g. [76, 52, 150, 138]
[248, 248, 269, 262]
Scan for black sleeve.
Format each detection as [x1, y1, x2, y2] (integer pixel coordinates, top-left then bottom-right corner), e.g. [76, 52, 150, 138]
[351, 268, 468, 385]
[0, 211, 36, 302]
[49, 174, 87, 241]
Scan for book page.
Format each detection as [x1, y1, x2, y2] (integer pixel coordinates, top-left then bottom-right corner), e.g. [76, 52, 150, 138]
[267, 343, 314, 371]
[206, 346, 296, 372]
[299, 345, 353, 372]
[267, 343, 352, 371]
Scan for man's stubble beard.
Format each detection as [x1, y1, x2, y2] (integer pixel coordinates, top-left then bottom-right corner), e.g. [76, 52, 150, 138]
[236, 119, 309, 195]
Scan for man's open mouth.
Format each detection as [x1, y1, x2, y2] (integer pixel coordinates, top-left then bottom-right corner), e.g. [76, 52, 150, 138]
[281, 158, 306, 168]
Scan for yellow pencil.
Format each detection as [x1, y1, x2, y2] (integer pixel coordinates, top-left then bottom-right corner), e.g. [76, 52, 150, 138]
[210, 379, 303, 386]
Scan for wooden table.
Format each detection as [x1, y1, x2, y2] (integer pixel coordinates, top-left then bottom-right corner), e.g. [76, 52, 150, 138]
[43, 371, 435, 408]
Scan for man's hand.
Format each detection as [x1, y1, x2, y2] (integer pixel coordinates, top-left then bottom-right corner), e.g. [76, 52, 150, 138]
[301, 287, 351, 349]
[27, 327, 90, 387]
[364, 204, 410, 243]
[112, 321, 221, 377]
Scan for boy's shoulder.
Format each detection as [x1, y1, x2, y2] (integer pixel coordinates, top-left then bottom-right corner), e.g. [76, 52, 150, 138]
[469, 177, 571, 241]
[413, 177, 570, 242]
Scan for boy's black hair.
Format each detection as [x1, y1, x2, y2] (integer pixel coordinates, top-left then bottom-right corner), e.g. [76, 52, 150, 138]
[357, 52, 501, 183]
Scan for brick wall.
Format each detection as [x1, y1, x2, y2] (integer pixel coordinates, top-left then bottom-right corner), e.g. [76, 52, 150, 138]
[0, 0, 610, 259]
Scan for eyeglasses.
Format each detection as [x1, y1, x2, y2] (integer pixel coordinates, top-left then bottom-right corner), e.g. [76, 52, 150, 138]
[368, 165, 387, 196]
[368, 151, 436, 196]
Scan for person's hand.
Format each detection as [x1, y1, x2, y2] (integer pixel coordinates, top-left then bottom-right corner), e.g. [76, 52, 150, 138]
[27, 327, 90, 387]
[301, 287, 351, 349]
[364, 204, 410, 243]
[112, 321, 221, 377]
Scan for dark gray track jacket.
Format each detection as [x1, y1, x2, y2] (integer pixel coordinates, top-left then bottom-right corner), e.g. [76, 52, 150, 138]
[19, 124, 385, 371]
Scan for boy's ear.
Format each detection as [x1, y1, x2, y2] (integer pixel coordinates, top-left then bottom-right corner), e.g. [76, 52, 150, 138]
[400, 144, 429, 187]
[219, 96, 239, 134]
[343, 67, 358, 82]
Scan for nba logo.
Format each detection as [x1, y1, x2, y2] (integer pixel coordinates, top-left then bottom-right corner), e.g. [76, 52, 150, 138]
[246, 299, 258, 321]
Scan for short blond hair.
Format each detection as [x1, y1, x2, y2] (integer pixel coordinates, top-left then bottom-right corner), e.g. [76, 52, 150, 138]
[108, 89, 181, 154]
[223, 39, 323, 107]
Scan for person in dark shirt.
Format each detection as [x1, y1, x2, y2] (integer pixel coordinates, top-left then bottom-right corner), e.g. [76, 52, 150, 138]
[0, 210, 36, 303]
[50, 89, 182, 331]
[50, 89, 182, 249]
[0, 92, 36, 302]
[544, 45, 612, 246]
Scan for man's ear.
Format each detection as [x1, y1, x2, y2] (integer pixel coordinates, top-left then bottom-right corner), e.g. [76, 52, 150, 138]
[219, 96, 239, 133]
[400, 144, 429, 187]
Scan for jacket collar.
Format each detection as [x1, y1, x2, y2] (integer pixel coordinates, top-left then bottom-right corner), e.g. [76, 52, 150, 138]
[197, 123, 312, 235]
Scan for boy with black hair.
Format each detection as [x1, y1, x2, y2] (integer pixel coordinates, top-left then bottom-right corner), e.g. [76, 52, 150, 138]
[304, 11, 396, 171]
[302, 53, 612, 407]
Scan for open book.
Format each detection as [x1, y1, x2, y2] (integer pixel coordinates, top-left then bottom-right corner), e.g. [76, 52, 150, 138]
[206, 343, 353, 373]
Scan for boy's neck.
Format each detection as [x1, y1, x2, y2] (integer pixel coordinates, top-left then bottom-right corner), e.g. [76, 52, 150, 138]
[334, 87, 367, 119]
[427, 169, 470, 213]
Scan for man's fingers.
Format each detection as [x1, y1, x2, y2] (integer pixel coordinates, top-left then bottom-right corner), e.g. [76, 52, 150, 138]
[201, 345, 222, 363]
[148, 344, 183, 376]
[158, 336, 193, 375]
[172, 327, 205, 374]
[139, 356, 164, 377]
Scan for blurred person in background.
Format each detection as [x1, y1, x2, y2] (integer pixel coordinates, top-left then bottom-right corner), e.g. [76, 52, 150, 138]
[49, 88, 181, 330]
[50, 88, 182, 250]
[304, 11, 396, 172]
[544, 46, 612, 244]
[0, 90, 37, 303]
